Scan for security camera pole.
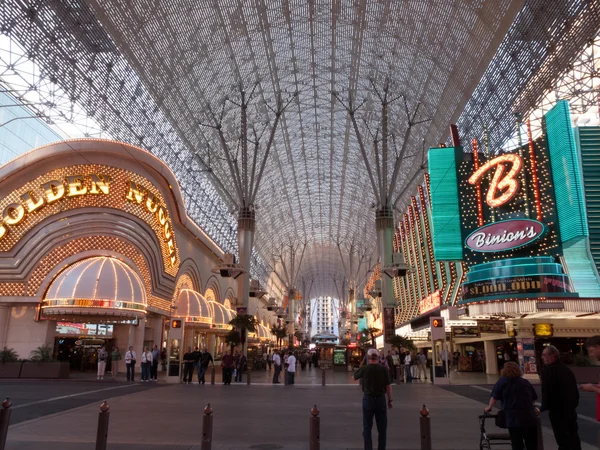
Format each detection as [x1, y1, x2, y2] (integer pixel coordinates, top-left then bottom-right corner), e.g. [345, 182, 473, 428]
[199, 84, 297, 356]
[334, 79, 430, 349]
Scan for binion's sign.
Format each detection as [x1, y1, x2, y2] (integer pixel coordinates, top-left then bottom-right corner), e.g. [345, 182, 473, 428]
[465, 219, 546, 252]
[456, 139, 560, 260]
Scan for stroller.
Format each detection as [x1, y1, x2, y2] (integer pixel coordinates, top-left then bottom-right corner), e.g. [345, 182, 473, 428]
[478, 413, 511, 450]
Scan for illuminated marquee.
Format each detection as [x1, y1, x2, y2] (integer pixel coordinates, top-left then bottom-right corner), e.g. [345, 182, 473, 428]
[125, 181, 177, 266]
[0, 174, 111, 239]
[0, 165, 179, 273]
[419, 291, 441, 315]
[456, 136, 561, 264]
[468, 153, 523, 208]
[465, 219, 546, 252]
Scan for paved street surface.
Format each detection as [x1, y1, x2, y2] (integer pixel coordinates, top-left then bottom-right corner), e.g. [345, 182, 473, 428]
[1, 368, 597, 449]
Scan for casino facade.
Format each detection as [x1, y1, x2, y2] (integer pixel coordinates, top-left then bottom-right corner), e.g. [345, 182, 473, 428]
[367, 101, 600, 375]
[0, 139, 275, 372]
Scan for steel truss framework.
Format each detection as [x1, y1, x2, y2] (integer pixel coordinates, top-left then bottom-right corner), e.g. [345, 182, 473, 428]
[81, 0, 523, 299]
[0, 0, 275, 287]
[455, 0, 600, 154]
[0, 0, 599, 302]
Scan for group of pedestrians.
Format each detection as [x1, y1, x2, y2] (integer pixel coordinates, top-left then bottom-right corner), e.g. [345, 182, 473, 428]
[485, 338, 600, 450]
[270, 349, 301, 384]
[94, 344, 162, 382]
[366, 347, 428, 384]
[122, 344, 162, 382]
[182, 346, 214, 384]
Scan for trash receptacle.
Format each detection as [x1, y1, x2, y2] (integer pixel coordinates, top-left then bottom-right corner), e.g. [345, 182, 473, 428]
[431, 365, 446, 379]
[168, 362, 180, 377]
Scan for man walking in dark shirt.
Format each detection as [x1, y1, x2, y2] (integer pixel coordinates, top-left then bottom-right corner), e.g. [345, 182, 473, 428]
[182, 347, 195, 384]
[541, 345, 581, 450]
[198, 348, 213, 384]
[354, 348, 393, 450]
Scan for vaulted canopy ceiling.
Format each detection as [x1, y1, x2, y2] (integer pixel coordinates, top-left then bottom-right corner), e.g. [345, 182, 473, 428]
[82, 0, 522, 296]
[2, 0, 597, 300]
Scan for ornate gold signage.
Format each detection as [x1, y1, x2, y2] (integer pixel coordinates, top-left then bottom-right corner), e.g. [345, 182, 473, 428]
[125, 181, 177, 265]
[0, 165, 179, 274]
[0, 174, 111, 238]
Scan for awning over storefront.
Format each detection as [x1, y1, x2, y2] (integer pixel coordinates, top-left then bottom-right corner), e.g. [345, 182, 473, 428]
[175, 289, 212, 327]
[209, 301, 235, 333]
[42, 256, 146, 319]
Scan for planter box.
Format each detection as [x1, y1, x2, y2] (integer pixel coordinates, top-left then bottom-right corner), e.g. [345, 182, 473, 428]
[20, 361, 70, 379]
[568, 365, 600, 383]
[0, 362, 23, 378]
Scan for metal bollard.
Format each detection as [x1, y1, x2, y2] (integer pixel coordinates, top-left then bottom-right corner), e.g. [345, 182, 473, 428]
[95, 401, 110, 450]
[321, 369, 326, 386]
[419, 404, 432, 450]
[201, 403, 213, 450]
[0, 398, 12, 450]
[310, 404, 320, 450]
[396, 366, 402, 385]
[210, 366, 215, 385]
[247, 370, 251, 385]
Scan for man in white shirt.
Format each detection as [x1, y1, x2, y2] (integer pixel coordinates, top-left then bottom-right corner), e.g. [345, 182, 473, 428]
[272, 351, 282, 384]
[125, 346, 137, 382]
[404, 351, 412, 382]
[287, 351, 297, 385]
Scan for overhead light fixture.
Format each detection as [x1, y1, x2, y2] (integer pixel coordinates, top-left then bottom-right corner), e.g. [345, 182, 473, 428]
[211, 253, 246, 279]
[382, 252, 412, 278]
[249, 279, 267, 298]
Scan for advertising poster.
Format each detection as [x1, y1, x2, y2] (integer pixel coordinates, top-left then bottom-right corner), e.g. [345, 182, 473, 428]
[477, 320, 506, 334]
[462, 274, 572, 300]
[333, 348, 346, 365]
[451, 326, 480, 338]
[517, 338, 537, 375]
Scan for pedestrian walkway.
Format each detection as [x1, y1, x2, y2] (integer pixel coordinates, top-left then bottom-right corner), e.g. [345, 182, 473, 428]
[66, 366, 535, 386]
[5, 380, 593, 449]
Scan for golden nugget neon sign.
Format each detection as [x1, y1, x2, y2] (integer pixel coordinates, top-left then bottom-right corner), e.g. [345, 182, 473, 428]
[0, 174, 111, 238]
[125, 181, 177, 266]
[0, 174, 177, 266]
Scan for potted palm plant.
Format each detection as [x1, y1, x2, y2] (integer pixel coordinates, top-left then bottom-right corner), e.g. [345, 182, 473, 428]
[270, 325, 288, 349]
[364, 327, 381, 347]
[21, 343, 69, 379]
[228, 314, 257, 352]
[224, 329, 242, 354]
[388, 335, 416, 352]
[0, 347, 22, 378]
